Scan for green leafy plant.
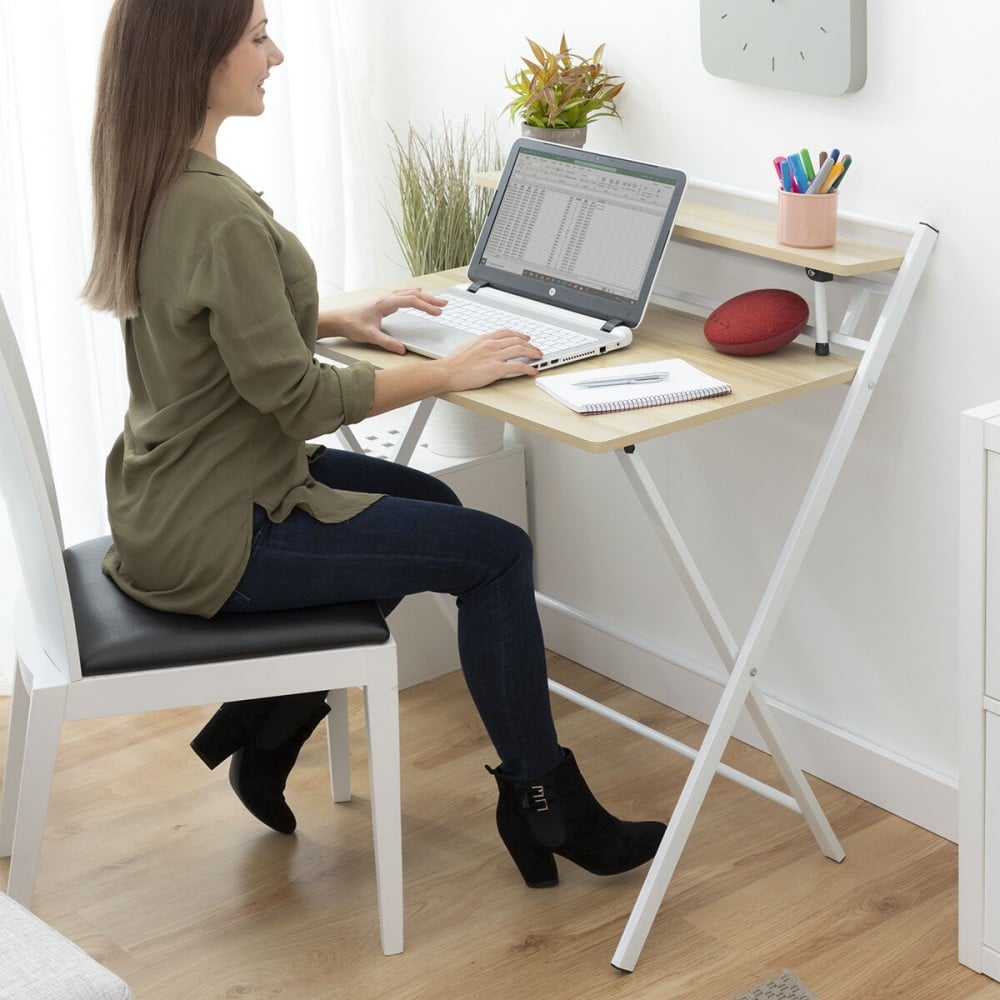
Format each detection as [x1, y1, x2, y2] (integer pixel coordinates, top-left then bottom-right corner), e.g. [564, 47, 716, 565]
[504, 34, 625, 129]
[386, 118, 502, 277]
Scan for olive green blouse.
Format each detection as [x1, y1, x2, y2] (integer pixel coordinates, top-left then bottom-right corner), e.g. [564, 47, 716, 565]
[102, 150, 380, 617]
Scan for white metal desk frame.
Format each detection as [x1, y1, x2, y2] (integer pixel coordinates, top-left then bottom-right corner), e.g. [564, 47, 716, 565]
[323, 198, 938, 971]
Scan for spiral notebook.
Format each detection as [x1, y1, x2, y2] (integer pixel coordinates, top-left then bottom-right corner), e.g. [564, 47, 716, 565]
[536, 358, 732, 414]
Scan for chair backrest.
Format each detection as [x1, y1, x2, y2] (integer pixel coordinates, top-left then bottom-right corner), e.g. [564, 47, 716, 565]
[0, 292, 82, 681]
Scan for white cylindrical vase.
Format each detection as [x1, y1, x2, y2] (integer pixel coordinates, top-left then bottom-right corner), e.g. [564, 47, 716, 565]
[424, 401, 504, 458]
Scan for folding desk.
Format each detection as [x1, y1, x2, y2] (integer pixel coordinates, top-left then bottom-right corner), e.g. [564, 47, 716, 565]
[316, 190, 937, 970]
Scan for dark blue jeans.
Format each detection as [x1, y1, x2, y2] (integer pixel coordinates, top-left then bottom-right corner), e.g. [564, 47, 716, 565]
[219, 448, 562, 781]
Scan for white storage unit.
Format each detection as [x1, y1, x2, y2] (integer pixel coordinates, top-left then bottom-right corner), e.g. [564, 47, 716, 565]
[959, 400, 1000, 980]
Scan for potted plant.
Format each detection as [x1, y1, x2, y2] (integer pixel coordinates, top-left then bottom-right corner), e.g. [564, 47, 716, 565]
[504, 34, 624, 148]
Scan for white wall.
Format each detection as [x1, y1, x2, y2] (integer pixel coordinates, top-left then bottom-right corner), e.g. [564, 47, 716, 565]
[0, 1, 984, 837]
[369, 0, 995, 840]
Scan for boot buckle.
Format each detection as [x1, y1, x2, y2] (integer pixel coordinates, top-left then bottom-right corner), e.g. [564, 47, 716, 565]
[527, 784, 549, 812]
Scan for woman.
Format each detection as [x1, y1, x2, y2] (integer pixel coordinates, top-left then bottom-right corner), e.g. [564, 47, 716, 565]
[82, 0, 665, 889]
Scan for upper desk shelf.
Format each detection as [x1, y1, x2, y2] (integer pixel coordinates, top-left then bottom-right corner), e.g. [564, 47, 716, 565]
[474, 169, 908, 278]
[670, 201, 905, 276]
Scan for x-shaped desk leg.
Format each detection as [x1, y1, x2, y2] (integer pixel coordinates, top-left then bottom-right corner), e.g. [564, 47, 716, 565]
[607, 221, 937, 971]
[609, 445, 844, 971]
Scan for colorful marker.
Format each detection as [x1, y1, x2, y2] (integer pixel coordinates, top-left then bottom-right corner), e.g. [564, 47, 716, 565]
[806, 155, 836, 194]
[780, 158, 793, 192]
[800, 147, 816, 182]
[787, 152, 810, 194]
[773, 148, 853, 194]
[829, 154, 852, 190]
[819, 161, 844, 193]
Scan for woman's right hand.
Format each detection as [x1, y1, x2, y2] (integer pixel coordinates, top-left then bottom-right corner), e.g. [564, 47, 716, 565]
[369, 328, 542, 418]
[437, 329, 543, 391]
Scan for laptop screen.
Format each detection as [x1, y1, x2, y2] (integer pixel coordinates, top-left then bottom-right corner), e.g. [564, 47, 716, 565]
[468, 139, 686, 329]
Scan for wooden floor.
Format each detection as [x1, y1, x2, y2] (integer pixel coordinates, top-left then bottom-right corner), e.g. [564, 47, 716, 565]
[2, 654, 998, 1000]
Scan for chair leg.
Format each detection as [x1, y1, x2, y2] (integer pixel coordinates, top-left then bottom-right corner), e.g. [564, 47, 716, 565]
[327, 688, 351, 804]
[364, 674, 402, 956]
[5, 679, 67, 906]
[0, 659, 30, 856]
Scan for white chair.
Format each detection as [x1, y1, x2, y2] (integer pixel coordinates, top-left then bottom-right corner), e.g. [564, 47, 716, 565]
[0, 293, 404, 955]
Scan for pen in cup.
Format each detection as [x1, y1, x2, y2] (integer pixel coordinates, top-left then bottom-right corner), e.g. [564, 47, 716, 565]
[829, 154, 852, 190]
[775, 147, 854, 194]
[800, 147, 816, 182]
[805, 155, 836, 193]
[573, 372, 670, 389]
[787, 152, 810, 194]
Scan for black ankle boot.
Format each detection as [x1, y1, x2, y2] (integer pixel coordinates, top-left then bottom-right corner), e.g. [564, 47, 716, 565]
[190, 698, 277, 769]
[486, 748, 666, 888]
[191, 692, 330, 834]
[228, 696, 331, 835]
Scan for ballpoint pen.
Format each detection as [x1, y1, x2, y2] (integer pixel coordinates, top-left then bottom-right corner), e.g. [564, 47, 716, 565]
[574, 372, 670, 388]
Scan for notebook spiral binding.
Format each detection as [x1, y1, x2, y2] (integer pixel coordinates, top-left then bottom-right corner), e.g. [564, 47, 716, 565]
[579, 384, 730, 413]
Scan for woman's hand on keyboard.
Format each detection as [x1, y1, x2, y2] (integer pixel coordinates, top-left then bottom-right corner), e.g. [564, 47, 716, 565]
[318, 288, 447, 355]
[439, 329, 542, 390]
[370, 328, 541, 416]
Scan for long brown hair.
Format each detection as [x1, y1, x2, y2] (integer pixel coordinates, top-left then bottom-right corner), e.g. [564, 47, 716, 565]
[82, 0, 253, 318]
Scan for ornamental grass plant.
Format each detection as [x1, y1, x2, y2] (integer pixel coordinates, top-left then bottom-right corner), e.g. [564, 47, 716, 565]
[386, 118, 502, 277]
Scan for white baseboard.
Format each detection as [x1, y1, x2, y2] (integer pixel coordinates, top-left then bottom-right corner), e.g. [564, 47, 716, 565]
[538, 600, 959, 843]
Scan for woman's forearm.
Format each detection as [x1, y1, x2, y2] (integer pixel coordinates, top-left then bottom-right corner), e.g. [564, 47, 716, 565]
[369, 361, 452, 417]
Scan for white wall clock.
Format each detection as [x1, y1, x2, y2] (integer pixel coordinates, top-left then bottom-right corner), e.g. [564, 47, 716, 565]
[700, 0, 867, 96]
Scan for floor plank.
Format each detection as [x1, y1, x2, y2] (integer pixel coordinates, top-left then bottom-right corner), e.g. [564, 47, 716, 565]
[0, 653, 997, 999]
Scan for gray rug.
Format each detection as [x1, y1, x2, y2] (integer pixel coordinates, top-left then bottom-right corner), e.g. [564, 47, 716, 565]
[732, 970, 821, 1000]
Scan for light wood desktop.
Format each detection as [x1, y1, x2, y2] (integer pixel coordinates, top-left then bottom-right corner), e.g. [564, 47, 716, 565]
[317, 266, 858, 453]
[317, 195, 936, 972]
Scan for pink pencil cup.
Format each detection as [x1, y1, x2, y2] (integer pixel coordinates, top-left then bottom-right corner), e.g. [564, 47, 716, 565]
[776, 190, 838, 249]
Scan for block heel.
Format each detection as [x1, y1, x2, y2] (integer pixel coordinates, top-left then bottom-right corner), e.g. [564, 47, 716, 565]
[488, 763, 559, 887]
[190, 705, 251, 769]
[502, 837, 559, 888]
[191, 692, 330, 834]
[486, 749, 666, 885]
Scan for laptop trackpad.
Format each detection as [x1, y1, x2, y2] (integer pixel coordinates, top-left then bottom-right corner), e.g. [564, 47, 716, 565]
[382, 312, 467, 359]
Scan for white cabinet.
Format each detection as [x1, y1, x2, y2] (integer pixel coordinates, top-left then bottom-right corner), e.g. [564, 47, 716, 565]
[959, 402, 1000, 979]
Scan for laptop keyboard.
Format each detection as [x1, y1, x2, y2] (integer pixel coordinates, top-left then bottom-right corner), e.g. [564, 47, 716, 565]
[406, 293, 599, 354]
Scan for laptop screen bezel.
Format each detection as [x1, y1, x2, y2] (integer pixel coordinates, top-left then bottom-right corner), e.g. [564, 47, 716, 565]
[466, 138, 687, 329]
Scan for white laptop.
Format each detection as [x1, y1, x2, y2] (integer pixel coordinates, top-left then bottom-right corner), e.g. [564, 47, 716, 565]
[381, 138, 687, 371]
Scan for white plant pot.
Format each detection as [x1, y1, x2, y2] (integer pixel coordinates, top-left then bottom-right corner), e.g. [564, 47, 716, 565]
[424, 401, 504, 458]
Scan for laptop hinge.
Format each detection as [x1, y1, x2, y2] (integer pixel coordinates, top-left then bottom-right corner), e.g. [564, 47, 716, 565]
[601, 318, 626, 333]
[468, 280, 488, 293]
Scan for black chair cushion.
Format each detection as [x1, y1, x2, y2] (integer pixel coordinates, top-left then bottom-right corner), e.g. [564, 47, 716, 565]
[64, 537, 390, 677]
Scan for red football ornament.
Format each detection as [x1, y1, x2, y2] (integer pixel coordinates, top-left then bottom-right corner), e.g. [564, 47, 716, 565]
[704, 289, 809, 356]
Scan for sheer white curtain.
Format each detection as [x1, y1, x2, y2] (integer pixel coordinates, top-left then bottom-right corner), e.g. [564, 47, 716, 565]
[0, 0, 381, 690]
